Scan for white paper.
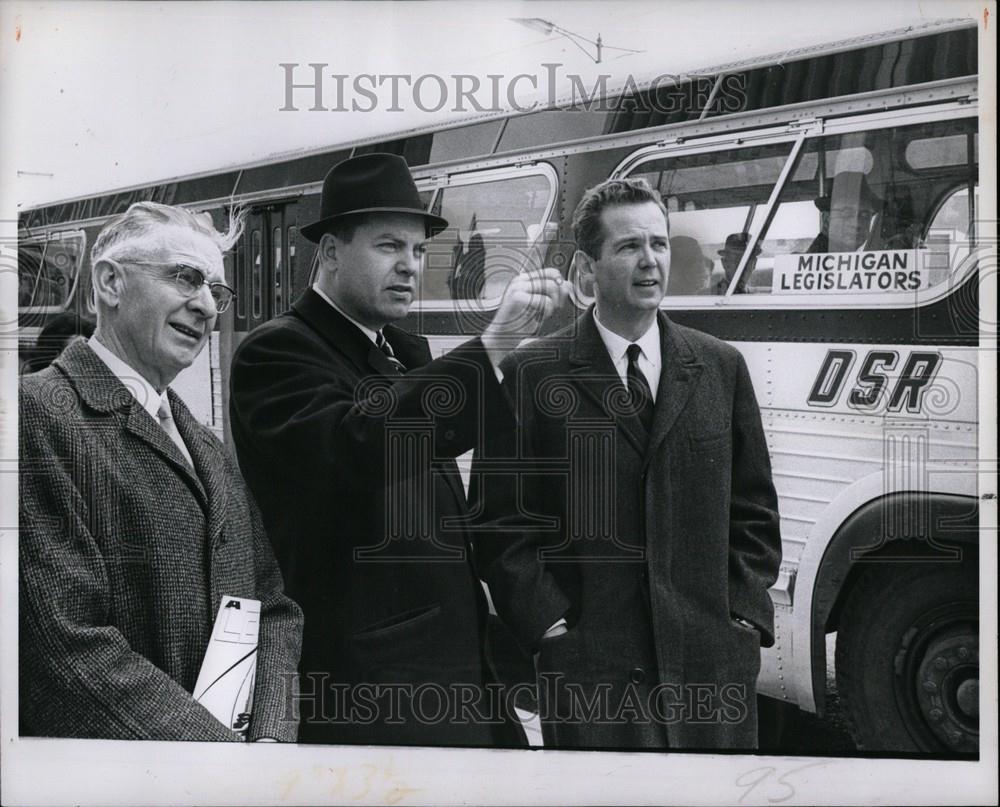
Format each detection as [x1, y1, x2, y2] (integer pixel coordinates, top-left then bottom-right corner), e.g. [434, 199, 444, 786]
[193, 596, 260, 738]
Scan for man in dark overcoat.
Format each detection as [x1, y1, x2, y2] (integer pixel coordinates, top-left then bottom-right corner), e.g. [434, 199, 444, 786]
[20, 202, 303, 741]
[228, 154, 565, 746]
[475, 177, 782, 749]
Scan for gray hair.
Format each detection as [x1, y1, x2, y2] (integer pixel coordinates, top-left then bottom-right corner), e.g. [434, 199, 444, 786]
[91, 201, 245, 267]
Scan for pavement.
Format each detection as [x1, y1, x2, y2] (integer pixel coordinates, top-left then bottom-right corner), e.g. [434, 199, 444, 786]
[759, 633, 859, 755]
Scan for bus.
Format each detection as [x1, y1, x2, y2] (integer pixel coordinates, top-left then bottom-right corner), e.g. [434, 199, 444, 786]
[17, 18, 984, 754]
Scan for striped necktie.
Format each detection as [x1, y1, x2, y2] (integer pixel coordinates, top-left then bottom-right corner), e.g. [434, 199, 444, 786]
[376, 331, 407, 374]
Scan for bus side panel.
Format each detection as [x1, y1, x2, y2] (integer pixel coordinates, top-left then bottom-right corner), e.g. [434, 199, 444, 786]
[729, 338, 978, 711]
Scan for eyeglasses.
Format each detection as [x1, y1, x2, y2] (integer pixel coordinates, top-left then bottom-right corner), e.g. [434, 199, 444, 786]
[116, 259, 236, 313]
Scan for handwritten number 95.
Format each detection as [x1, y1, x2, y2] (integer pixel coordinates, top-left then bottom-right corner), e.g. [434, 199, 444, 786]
[736, 763, 827, 804]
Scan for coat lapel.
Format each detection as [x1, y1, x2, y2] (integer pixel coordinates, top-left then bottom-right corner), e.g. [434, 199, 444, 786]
[170, 391, 228, 545]
[292, 290, 469, 510]
[643, 312, 704, 471]
[292, 289, 376, 375]
[383, 323, 432, 371]
[384, 324, 470, 511]
[567, 309, 647, 457]
[122, 401, 210, 511]
[54, 340, 211, 514]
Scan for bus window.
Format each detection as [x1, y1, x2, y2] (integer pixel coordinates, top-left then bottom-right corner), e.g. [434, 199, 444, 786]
[927, 185, 978, 236]
[235, 233, 247, 320]
[251, 228, 262, 319]
[18, 241, 44, 307]
[18, 231, 85, 311]
[287, 225, 299, 304]
[754, 118, 978, 296]
[422, 170, 555, 307]
[428, 120, 504, 164]
[273, 225, 284, 313]
[626, 142, 794, 295]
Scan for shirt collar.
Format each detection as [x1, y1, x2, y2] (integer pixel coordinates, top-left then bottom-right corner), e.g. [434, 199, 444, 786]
[593, 309, 660, 363]
[87, 336, 165, 419]
[312, 283, 379, 344]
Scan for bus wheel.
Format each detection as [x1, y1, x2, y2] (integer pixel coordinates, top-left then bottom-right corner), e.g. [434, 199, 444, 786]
[835, 563, 978, 754]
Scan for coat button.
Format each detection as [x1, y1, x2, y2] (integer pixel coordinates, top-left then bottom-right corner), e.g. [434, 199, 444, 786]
[629, 667, 646, 684]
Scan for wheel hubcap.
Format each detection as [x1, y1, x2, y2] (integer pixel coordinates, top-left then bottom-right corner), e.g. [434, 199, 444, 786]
[896, 605, 978, 754]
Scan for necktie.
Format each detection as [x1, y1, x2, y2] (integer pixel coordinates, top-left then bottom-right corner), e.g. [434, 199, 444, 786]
[157, 396, 194, 468]
[376, 331, 407, 374]
[625, 343, 654, 432]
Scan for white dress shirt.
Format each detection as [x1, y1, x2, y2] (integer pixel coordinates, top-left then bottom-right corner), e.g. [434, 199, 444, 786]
[592, 309, 662, 401]
[88, 337, 194, 466]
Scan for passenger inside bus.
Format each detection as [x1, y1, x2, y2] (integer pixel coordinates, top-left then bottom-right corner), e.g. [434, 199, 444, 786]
[448, 230, 487, 300]
[666, 235, 711, 295]
[712, 232, 762, 295]
[807, 171, 882, 253]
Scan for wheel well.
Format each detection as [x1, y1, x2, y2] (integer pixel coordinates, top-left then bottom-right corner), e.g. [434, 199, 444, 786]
[808, 492, 978, 711]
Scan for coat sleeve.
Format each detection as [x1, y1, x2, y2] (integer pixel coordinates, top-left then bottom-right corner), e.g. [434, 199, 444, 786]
[18, 392, 240, 741]
[229, 326, 507, 483]
[245, 489, 303, 742]
[727, 351, 782, 647]
[471, 354, 572, 654]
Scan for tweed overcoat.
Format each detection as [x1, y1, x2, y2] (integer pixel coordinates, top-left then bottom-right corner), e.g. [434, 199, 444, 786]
[476, 309, 782, 749]
[19, 340, 303, 741]
[229, 289, 516, 747]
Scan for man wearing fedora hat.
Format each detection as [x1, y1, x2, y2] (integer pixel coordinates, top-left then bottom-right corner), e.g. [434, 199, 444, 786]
[712, 232, 762, 295]
[229, 153, 566, 747]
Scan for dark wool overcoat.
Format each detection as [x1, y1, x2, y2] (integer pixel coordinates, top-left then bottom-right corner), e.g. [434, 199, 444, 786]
[475, 309, 782, 750]
[229, 289, 517, 747]
[19, 340, 303, 741]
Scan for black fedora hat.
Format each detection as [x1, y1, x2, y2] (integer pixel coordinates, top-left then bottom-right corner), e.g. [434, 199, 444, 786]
[300, 153, 448, 243]
[718, 232, 761, 256]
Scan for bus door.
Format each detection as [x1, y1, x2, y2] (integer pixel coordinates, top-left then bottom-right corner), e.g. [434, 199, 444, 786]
[221, 199, 304, 442]
[234, 200, 303, 333]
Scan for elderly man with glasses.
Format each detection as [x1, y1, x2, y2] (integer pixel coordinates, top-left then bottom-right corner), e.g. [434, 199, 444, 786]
[19, 201, 303, 741]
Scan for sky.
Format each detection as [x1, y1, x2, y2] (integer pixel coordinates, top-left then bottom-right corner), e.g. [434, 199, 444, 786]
[0, 0, 982, 210]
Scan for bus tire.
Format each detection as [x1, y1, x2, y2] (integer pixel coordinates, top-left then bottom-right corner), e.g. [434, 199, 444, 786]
[835, 562, 978, 754]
